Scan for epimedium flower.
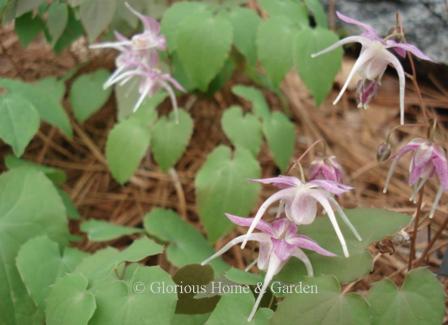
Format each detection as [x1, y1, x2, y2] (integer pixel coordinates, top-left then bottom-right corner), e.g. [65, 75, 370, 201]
[308, 155, 344, 183]
[90, 3, 166, 53]
[124, 64, 185, 114]
[311, 12, 433, 125]
[383, 138, 448, 218]
[241, 176, 362, 258]
[202, 214, 335, 321]
[89, 3, 184, 116]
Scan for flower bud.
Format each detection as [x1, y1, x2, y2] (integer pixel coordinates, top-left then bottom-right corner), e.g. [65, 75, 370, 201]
[308, 156, 343, 183]
[376, 143, 391, 162]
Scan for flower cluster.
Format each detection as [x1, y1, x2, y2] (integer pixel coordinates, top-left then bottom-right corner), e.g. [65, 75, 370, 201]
[384, 138, 448, 218]
[90, 3, 184, 116]
[202, 156, 361, 321]
[312, 12, 432, 125]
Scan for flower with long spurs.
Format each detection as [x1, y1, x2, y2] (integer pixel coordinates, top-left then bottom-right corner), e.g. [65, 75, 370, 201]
[128, 65, 185, 114]
[311, 12, 432, 125]
[202, 214, 335, 321]
[383, 138, 448, 218]
[90, 3, 166, 53]
[89, 3, 184, 116]
[241, 176, 362, 258]
[308, 155, 344, 183]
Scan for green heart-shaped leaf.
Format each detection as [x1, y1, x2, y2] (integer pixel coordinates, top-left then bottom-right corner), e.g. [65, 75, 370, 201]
[221, 106, 262, 155]
[0, 93, 39, 156]
[151, 109, 193, 171]
[195, 146, 261, 242]
[367, 268, 445, 325]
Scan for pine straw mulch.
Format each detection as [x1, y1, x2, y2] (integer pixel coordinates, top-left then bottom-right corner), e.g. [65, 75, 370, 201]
[1, 27, 448, 316]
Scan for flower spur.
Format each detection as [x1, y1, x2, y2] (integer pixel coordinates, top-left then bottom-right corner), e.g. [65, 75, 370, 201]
[311, 12, 432, 125]
[240, 176, 362, 258]
[383, 138, 448, 218]
[202, 214, 335, 321]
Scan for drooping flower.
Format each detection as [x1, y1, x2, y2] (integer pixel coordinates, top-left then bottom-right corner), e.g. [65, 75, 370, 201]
[119, 64, 185, 113]
[89, 3, 183, 115]
[202, 214, 335, 321]
[311, 12, 433, 125]
[308, 155, 344, 183]
[241, 176, 362, 258]
[383, 138, 448, 218]
[90, 3, 166, 53]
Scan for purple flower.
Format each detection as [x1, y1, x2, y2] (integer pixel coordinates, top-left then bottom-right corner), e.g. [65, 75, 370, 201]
[127, 65, 185, 113]
[384, 138, 448, 218]
[241, 176, 361, 258]
[89, 3, 184, 116]
[90, 3, 166, 52]
[202, 214, 335, 321]
[311, 12, 432, 125]
[308, 156, 344, 183]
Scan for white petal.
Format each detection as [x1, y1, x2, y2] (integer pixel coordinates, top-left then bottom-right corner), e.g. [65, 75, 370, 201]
[103, 65, 127, 89]
[291, 248, 313, 276]
[105, 69, 140, 88]
[333, 47, 377, 105]
[247, 255, 282, 322]
[201, 233, 269, 266]
[241, 188, 295, 249]
[409, 176, 428, 203]
[311, 36, 370, 58]
[382, 50, 406, 125]
[159, 80, 180, 123]
[245, 258, 258, 272]
[329, 196, 362, 241]
[308, 190, 349, 257]
[89, 40, 131, 50]
[133, 83, 151, 112]
[429, 185, 444, 219]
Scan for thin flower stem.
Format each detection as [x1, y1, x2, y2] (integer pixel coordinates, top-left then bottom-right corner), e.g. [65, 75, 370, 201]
[426, 223, 431, 263]
[385, 123, 428, 144]
[413, 216, 448, 267]
[408, 189, 424, 271]
[267, 293, 275, 310]
[286, 139, 323, 175]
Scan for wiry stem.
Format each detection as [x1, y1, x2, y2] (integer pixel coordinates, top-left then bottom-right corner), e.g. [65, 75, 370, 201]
[408, 188, 424, 271]
[286, 139, 323, 175]
[413, 216, 448, 267]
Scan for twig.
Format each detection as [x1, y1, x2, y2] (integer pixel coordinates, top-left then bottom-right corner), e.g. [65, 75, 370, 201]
[168, 168, 187, 219]
[342, 279, 358, 294]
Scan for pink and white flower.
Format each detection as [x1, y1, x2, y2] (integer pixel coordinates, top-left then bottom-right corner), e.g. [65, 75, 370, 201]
[202, 214, 335, 321]
[241, 176, 362, 258]
[308, 156, 344, 183]
[383, 138, 448, 218]
[89, 3, 183, 116]
[90, 3, 166, 53]
[311, 12, 432, 125]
